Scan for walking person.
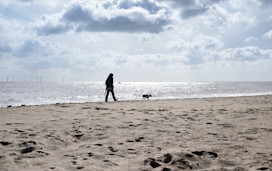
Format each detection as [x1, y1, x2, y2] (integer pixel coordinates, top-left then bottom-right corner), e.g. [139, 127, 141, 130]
[105, 73, 117, 102]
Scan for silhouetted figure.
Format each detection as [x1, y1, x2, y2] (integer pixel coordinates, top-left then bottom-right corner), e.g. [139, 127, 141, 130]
[105, 73, 117, 102]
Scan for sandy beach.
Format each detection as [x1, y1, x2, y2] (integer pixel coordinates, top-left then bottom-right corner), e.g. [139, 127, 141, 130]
[0, 95, 272, 171]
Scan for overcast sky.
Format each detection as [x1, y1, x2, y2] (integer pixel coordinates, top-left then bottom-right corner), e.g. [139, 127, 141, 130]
[0, 0, 272, 82]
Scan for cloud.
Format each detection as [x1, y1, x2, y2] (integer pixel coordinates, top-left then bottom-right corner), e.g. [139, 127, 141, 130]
[0, 41, 13, 54]
[14, 39, 55, 58]
[219, 46, 272, 62]
[167, 35, 224, 65]
[200, 4, 258, 38]
[36, 0, 172, 35]
[118, 0, 162, 14]
[8, 39, 77, 72]
[165, 0, 223, 7]
[168, 34, 224, 50]
[17, 57, 72, 70]
[228, 12, 256, 26]
[143, 53, 188, 66]
[17, 0, 32, 3]
[36, 21, 72, 36]
[265, 15, 272, 22]
[162, 0, 224, 19]
[185, 50, 204, 65]
[137, 33, 158, 41]
[263, 29, 272, 39]
[260, 0, 272, 7]
[244, 37, 258, 42]
[181, 7, 209, 19]
[166, 0, 196, 7]
[87, 51, 189, 70]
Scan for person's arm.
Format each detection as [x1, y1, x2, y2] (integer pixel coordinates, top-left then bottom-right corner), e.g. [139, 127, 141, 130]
[110, 77, 114, 87]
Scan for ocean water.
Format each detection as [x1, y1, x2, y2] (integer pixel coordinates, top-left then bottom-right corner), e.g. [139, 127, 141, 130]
[1, 81, 272, 107]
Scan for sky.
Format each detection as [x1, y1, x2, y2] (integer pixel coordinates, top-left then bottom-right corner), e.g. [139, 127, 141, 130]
[0, 0, 272, 82]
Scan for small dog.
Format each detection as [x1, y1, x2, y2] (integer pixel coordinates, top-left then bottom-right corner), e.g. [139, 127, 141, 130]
[143, 94, 152, 99]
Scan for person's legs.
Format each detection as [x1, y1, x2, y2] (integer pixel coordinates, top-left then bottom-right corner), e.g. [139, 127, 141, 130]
[111, 90, 117, 101]
[105, 90, 110, 102]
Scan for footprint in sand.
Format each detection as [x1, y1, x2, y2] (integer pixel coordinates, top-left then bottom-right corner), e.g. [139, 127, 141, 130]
[146, 158, 161, 168]
[108, 146, 118, 152]
[73, 134, 84, 140]
[135, 137, 144, 142]
[144, 151, 220, 170]
[88, 152, 93, 157]
[257, 167, 270, 170]
[76, 166, 84, 169]
[103, 160, 118, 166]
[21, 147, 35, 154]
[95, 107, 109, 110]
[19, 141, 37, 147]
[0, 141, 12, 146]
[191, 151, 218, 158]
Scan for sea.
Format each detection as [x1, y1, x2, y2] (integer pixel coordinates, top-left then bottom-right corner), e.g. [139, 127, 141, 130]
[1, 81, 272, 107]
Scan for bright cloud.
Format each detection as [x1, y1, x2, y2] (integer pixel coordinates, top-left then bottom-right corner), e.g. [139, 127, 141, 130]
[245, 37, 258, 42]
[219, 46, 272, 61]
[263, 29, 272, 39]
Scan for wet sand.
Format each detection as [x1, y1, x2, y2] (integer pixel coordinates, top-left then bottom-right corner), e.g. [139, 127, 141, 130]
[0, 95, 272, 170]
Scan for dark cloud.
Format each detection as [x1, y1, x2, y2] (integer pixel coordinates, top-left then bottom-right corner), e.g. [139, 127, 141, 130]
[62, 5, 168, 33]
[168, 0, 196, 7]
[16, 40, 42, 57]
[163, 0, 224, 19]
[204, 0, 224, 5]
[118, 0, 162, 14]
[73, 14, 169, 33]
[181, 7, 208, 19]
[260, 0, 272, 7]
[36, 22, 72, 36]
[0, 42, 12, 53]
[62, 5, 91, 23]
[167, 0, 224, 7]
[36, 1, 171, 35]
[15, 40, 53, 58]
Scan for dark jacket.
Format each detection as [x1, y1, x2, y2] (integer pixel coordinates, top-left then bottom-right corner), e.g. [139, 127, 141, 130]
[105, 76, 113, 88]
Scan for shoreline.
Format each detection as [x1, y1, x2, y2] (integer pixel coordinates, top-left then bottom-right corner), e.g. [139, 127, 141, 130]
[2, 93, 272, 108]
[1, 95, 272, 170]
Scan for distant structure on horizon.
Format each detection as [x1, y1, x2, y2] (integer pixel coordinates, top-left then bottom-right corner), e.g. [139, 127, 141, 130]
[0, 76, 43, 83]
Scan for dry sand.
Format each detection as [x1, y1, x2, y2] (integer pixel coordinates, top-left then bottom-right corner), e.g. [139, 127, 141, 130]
[0, 95, 272, 171]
